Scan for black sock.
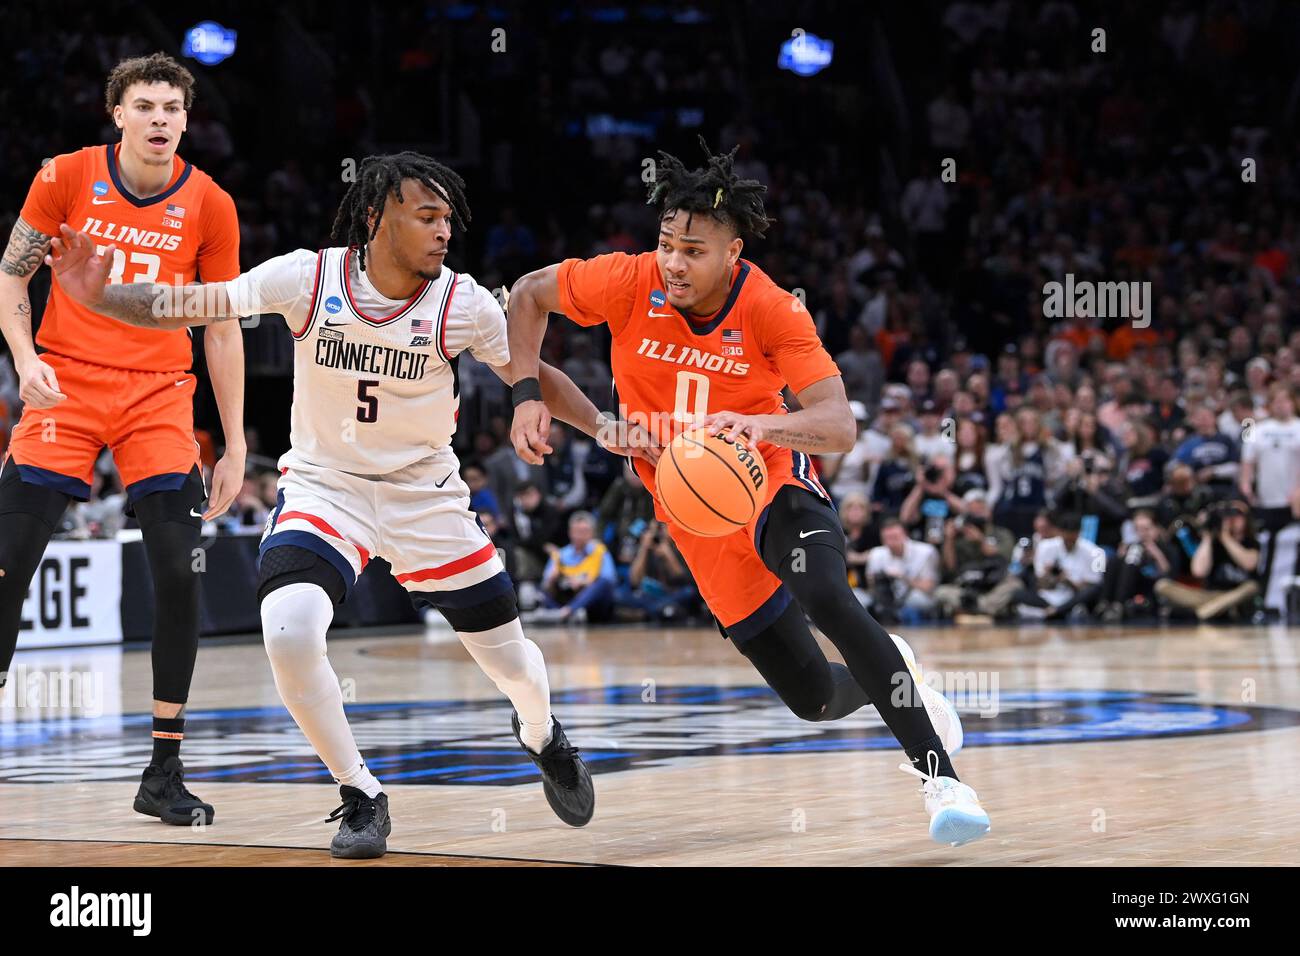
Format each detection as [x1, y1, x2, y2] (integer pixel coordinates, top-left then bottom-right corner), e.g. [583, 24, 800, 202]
[152, 717, 185, 766]
[905, 736, 957, 780]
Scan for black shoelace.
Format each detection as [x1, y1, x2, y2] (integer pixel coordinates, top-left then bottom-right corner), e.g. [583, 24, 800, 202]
[325, 794, 375, 831]
[538, 736, 582, 790]
[163, 766, 200, 803]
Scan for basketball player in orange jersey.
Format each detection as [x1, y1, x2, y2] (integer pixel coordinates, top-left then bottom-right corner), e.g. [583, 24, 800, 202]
[0, 54, 244, 825]
[506, 140, 990, 846]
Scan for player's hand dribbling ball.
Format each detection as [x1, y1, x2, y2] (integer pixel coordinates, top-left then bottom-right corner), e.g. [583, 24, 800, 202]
[655, 427, 768, 537]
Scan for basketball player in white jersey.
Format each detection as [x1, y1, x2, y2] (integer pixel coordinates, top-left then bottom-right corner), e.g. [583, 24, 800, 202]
[46, 153, 605, 858]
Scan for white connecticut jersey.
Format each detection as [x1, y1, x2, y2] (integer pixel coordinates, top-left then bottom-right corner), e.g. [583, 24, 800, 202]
[225, 246, 509, 474]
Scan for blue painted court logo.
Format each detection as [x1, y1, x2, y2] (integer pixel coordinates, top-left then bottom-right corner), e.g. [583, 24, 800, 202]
[649, 289, 667, 308]
[92, 181, 109, 196]
[2, 687, 1298, 786]
[324, 296, 343, 314]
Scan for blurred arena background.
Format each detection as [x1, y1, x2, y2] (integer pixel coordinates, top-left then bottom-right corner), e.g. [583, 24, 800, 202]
[0, 0, 1297, 882]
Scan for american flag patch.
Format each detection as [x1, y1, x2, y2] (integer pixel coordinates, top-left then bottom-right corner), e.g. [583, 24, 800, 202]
[166, 203, 186, 218]
[411, 317, 433, 334]
[722, 329, 742, 344]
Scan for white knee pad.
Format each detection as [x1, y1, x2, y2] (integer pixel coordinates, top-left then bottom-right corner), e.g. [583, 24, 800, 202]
[261, 582, 336, 705]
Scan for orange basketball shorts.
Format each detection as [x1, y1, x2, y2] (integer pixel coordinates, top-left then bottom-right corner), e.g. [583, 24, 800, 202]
[634, 444, 833, 641]
[4, 353, 200, 501]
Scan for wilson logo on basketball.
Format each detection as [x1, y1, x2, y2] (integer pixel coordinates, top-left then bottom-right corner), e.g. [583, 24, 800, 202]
[656, 428, 768, 537]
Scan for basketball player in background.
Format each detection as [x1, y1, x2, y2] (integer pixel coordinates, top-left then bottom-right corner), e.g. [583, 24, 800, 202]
[48, 153, 602, 859]
[507, 140, 990, 846]
[0, 54, 245, 827]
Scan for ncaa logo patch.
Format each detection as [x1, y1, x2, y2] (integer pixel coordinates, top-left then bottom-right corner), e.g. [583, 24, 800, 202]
[3, 686, 1298, 786]
[324, 296, 343, 315]
[649, 289, 667, 308]
[92, 181, 109, 196]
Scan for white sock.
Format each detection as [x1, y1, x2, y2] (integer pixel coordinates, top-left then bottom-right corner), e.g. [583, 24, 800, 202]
[336, 760, 382, 798]
[458, 618, 553, 752]
[261, 583, 381, 791]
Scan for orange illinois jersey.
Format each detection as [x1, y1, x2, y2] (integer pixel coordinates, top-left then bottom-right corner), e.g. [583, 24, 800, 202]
[19, 144, 240, 374]
[555, 249, 840, 471]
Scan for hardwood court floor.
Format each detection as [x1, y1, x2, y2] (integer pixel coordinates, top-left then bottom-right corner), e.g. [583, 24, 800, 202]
[1, 622, 1298, 866]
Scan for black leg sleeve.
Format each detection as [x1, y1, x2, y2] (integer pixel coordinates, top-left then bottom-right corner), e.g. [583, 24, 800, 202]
[0, 467, 69, 680]
[759, 486, 956, 776]
[134, 469, 206, 705]
[735, 598, 871, 721]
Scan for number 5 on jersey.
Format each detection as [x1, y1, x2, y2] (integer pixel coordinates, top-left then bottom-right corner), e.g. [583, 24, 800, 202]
[357, 379, 379, 423]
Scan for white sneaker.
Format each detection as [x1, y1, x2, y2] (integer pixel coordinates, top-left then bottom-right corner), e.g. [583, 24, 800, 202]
[900, 754, 991, 847]
[890, 633, 964, 756]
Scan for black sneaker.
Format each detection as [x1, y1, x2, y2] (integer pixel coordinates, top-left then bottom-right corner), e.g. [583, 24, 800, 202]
[512, 712, 595, 827]
[134, 756, 215, 826]
[325, 785, 391, 859]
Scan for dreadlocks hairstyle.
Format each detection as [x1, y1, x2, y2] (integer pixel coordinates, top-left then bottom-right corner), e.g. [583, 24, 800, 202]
[330, 151, 471, 271]
[646, 135, 773, 240]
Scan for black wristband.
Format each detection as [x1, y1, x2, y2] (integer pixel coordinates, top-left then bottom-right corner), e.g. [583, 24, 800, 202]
[511, 376, 543, 407]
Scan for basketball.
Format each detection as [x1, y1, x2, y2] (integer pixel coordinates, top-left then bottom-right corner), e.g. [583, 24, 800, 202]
[655, 427, 768, 537]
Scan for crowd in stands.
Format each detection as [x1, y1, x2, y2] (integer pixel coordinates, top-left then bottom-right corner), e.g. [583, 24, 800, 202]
[4, 1, 1300, 624]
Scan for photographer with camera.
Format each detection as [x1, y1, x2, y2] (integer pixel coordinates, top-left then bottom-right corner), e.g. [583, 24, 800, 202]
[864, 518, 941, 624]
[1059, 450, 1130, 550]
[900, 454, 965, 545]
[1155, 499, 1261, 621]
[1011, 511, 1107, 622]
[934, 490, 1015, 617]
[1096, 509, 1181, 622]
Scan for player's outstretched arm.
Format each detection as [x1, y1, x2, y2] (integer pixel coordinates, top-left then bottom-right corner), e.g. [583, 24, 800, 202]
[505, 263, 564, 459]
[45, 224, 239, 329]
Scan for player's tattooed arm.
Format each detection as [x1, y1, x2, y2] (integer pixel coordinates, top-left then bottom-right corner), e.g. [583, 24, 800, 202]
[1, 217, 51, 278]
[44, 224, 236, 328]
[703, 375, 857, 453]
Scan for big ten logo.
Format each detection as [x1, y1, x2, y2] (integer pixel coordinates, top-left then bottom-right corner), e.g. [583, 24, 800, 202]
[641, 678, 656, 703]
[491, 807, 507, 832]
[490, 27, 507, 53]
[791, 808, 806, 833]
[790, 288, 806, 312]
[41, 417, 57, 443]
[40, 156, 57, 182]
[1091, 807, 1107, 833]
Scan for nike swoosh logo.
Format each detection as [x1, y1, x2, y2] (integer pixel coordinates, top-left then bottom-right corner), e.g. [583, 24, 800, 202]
[189, 508, 203, 518]
[647, 310, 674, 318]
[435, 472, 453, 488]
[91, 197, 115, 205]
[323, 319, 348, 327]
[799, 529, 830, 538]
[174, 379, 189, 387]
